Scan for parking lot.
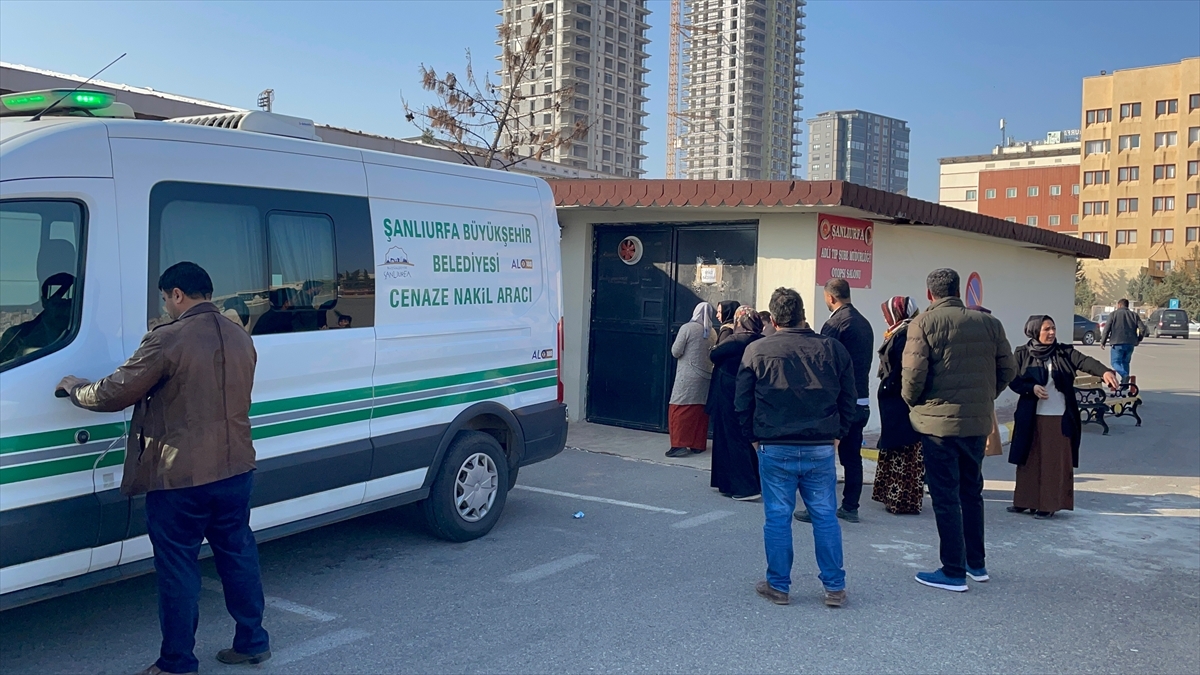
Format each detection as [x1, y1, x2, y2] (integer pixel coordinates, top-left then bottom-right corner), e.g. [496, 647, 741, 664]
[1, 340, 1197, 675]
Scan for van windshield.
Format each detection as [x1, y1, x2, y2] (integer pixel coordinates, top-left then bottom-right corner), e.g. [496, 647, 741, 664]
[0, 200, 85, 370]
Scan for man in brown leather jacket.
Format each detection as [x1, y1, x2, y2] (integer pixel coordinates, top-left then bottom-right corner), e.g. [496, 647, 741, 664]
[57, 262, 270, 675]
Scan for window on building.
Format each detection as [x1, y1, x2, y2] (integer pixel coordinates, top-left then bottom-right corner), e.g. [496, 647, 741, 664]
[985, 188, 996, 199]
[1187, 226, 1199, 242]
[1072, 184, 1080, 195]
[1189, 161, 1200, 177]
[1152, 197, 1176, 213]
[1028, 186, 1039, 197]
[1192, 94, 1200, 111]
[966, 189, 977, 201]
[1071, 214, 1080, 226]
[1151, 228, 1174, 243]
[1119, 102, 1142, 119]
[1085, 108, 1111, 125]
[1050, 185, 1062, 196]
[1154, 131, 1178, 148]
[1190, 127, 1200, 145]
[1118, 134, 1140, 151]
[1005, 216, 1017, 223]
[1084, 171, 1110, 185]
[1115, 229, 1137, 245]
[1083, 201, 1109, 216]
[1006, 187, 1017, 198]
[1049, 215, 1060, 226]
[1118, 166, 1141, 182]
[1155, 99, 1178, 116]
[1026, 216, 1038, 227]
[1153, 164, 1177, 180]
[1189, 194, 1200, 211]
[1117, 198, 1139, 213]
[1082, 231, 1107, 244]
[1084, 139, 1110, 155]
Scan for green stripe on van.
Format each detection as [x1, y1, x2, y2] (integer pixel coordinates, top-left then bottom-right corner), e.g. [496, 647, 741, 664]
[372, 361, 556, 398]
[0, 422, 127, 456]
[374, 376, 557, 419]
[0, 448, 124, 485]
[249, 386, 374, 417]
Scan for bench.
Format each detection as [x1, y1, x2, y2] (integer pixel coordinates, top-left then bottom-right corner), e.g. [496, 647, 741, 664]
[1075, 375, 1142, 435]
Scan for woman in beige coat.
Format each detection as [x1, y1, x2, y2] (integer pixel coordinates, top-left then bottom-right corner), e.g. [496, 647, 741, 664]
[666, 302, 718, 457]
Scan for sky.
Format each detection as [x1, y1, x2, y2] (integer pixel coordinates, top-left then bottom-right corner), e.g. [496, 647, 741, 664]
[1, 0, 1198, 201]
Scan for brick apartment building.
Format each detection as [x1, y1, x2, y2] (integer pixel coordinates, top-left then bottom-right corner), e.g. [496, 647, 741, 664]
[977, 164, 1080, 231]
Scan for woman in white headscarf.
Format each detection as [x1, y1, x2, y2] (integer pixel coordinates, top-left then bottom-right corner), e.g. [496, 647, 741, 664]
[666, 301, 718, 458]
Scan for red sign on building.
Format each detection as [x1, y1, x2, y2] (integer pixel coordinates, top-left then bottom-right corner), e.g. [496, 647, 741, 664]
[816, 213, 874, 289]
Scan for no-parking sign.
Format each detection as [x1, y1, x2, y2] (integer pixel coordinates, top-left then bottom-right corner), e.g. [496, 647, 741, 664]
[966, 272, 984, 308]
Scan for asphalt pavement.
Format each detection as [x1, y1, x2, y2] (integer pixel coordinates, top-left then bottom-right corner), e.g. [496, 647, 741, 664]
[1, 339, 1197, 675]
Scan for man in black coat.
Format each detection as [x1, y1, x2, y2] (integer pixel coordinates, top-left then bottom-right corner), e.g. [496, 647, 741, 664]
[795, 278, 874, 524]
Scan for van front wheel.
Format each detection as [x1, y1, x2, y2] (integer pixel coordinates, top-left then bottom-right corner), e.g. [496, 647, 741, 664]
[423, 431, 510, 542]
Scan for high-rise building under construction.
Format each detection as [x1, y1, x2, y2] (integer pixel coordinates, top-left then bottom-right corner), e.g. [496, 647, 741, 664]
[669, 0, 806, 180]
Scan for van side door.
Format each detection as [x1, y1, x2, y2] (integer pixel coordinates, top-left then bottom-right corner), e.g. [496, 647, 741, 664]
[0, 179, 127, 595]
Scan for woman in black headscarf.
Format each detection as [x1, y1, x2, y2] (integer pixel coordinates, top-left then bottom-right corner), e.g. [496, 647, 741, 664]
[1007, 315, 1119, 519]
[707, 306, 765, 500]
[714, 301, 741, 344]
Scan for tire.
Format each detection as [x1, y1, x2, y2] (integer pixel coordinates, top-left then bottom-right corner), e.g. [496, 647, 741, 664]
[1083, 331, 1095, 345]
[422, 431, 510, 542]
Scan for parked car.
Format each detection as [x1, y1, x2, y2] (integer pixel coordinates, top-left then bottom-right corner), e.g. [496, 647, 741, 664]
[1148, 308, 1190, 338]
[1073, 314, 1100, 344]
[1093, 312, 1110, 337]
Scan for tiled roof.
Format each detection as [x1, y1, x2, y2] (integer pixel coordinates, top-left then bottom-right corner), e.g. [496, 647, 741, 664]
[551, 179, 1109, 259]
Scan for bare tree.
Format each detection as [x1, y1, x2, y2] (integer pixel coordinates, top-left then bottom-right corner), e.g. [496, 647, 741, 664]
[403, 9, 588, 170]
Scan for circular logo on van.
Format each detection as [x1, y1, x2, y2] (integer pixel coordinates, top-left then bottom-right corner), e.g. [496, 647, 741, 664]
[618, 236, 643, 265]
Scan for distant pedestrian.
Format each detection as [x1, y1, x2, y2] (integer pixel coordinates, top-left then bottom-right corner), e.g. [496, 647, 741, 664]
[795, 279, 873, 524]
[708, 306, 765, 500]
[715, 300, 741, 344]
[871, 296, 925, 515]
[901, 268, 1016, 592]
[667, 301, 718, 458]
[736, 287, 855, 608]
[56, 262, 270, 675]
[1100, 299, 1146, 383]
[758, 310, 776, 336]
[1008, 316, 1119, 519]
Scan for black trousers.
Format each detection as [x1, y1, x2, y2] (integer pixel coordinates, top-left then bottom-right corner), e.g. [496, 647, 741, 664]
[146, 471, 270, 674]
[837, 405, 871, 511]
[920, 434, 987, 579]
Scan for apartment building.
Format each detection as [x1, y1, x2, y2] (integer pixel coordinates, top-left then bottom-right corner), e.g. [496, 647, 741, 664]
[497, 0, 650, 177]
[678, 0, 806, 180]
[808, 110, 910, 193]
[1078, 57, 1200, 296]
[939, 131, 1080, 231]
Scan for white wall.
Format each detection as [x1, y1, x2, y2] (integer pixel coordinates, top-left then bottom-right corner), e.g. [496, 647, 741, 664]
[755, 213, 818, 313]
[558, 213, 594, 422]
[810, 222, 1078, 431]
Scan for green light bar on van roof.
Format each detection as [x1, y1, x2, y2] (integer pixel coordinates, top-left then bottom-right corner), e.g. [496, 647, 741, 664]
[0, 89, 116, 113]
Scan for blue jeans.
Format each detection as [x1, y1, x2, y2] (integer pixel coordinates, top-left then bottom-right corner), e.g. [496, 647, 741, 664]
[146, 471, 269, 674]
[1110, 344, 1134, 381]
[758, 444, 845, 593]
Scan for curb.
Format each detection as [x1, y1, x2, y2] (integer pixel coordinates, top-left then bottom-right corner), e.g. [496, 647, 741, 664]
[859, 422, 1013, 461]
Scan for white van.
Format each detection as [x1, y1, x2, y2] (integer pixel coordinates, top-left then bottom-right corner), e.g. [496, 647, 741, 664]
[0, 91, 568, 609]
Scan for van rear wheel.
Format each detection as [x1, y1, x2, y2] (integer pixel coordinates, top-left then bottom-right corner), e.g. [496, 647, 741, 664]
[423, 431, 509, 542]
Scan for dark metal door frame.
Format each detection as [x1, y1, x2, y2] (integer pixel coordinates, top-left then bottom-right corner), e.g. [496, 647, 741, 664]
[586, 221, 758, 432]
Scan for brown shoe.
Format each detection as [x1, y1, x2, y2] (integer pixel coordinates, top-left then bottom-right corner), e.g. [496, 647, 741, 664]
[824, 589, 847, 607]
[134, 665, 197, 675]
[755, 580, 789, 605]
[216, 648, 272, 665]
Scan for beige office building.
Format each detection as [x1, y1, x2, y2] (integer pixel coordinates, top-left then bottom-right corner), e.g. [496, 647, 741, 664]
[1078, 57, 1200, 300]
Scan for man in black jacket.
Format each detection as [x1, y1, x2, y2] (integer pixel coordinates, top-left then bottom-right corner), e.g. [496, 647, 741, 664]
[795, 278, 873, 524]
[1100, 299, 1145, 383]
[736, 287, 856, 608]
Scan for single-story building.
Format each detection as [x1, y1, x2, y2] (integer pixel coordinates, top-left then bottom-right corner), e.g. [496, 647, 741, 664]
[551, 179, 1110, 435]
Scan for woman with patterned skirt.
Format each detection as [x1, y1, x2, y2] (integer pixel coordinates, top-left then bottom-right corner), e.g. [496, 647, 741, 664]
[872, 296, 925, 515]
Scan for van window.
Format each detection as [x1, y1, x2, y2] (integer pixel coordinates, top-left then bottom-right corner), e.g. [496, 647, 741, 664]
[149, 182, 374, 332]
[0, 200, 85, 371]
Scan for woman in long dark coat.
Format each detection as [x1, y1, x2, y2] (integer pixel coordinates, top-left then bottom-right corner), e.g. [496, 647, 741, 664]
[871, 296, 926, 514]
[707, 306, 764, 500]
[1008, 315, 1119, 519]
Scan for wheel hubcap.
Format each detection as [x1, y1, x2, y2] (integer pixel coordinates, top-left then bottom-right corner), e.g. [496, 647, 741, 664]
[454, 452, 498, 523]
